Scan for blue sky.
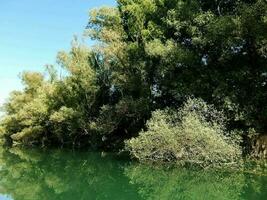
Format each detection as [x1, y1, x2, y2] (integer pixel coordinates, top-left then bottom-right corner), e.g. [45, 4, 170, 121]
[0, 0, 115, 107]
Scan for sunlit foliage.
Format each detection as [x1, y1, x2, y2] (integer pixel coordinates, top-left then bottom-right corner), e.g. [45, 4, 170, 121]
[126, 98, 242, 167]
[1, 0, 267, 160]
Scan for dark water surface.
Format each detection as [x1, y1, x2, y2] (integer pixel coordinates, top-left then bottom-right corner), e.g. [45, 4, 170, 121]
[0, 147, 266, 200]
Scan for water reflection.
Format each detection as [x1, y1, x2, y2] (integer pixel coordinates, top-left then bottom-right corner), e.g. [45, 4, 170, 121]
[0, 147, 140, 200]
[0, 147, 266, 200]
[125, 165, 245, 200]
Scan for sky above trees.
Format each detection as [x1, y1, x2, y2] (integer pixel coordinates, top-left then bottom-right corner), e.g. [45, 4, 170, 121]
[1, 0, 267, 160]
[0, 0, 115, 107]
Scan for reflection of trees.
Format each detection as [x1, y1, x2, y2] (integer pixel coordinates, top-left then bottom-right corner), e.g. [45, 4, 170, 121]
[0, 147, 140, 200]
[124, 164, 267, 200]
[242, 161, 267, 200]
[0, 147, 267, 200]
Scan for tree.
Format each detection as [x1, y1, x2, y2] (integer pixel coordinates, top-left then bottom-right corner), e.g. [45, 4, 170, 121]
[1, 0, 267, 154]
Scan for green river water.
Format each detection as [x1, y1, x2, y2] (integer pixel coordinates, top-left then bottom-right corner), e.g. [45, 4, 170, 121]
[0, 147, 266, 200]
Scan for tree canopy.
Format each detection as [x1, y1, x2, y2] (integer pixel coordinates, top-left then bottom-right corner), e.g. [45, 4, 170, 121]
[1, 0, 267, 160]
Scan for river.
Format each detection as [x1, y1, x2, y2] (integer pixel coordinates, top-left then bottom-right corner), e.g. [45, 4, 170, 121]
[0, 147, 266, 200]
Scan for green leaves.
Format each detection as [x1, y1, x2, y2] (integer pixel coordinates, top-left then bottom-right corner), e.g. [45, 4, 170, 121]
[1, 0, 267, 153]
[126, 98, 242, 167]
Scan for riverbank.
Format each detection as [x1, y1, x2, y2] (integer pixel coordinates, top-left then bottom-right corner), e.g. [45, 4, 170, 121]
[1, 0, 267, 170]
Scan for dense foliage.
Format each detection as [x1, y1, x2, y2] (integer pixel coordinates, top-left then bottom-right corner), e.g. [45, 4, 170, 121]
[126, 98, 242, 167]
[1, 0, 267, 164]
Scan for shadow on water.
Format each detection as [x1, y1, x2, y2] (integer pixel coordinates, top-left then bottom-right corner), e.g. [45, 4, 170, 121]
[0, 147, 266, 200]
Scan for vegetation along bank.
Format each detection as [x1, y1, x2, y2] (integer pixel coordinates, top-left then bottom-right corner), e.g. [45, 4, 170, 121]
[1, 0, 267, 167]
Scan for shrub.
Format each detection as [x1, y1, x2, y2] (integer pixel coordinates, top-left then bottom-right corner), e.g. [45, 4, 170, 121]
[125, 98, 242, 168]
